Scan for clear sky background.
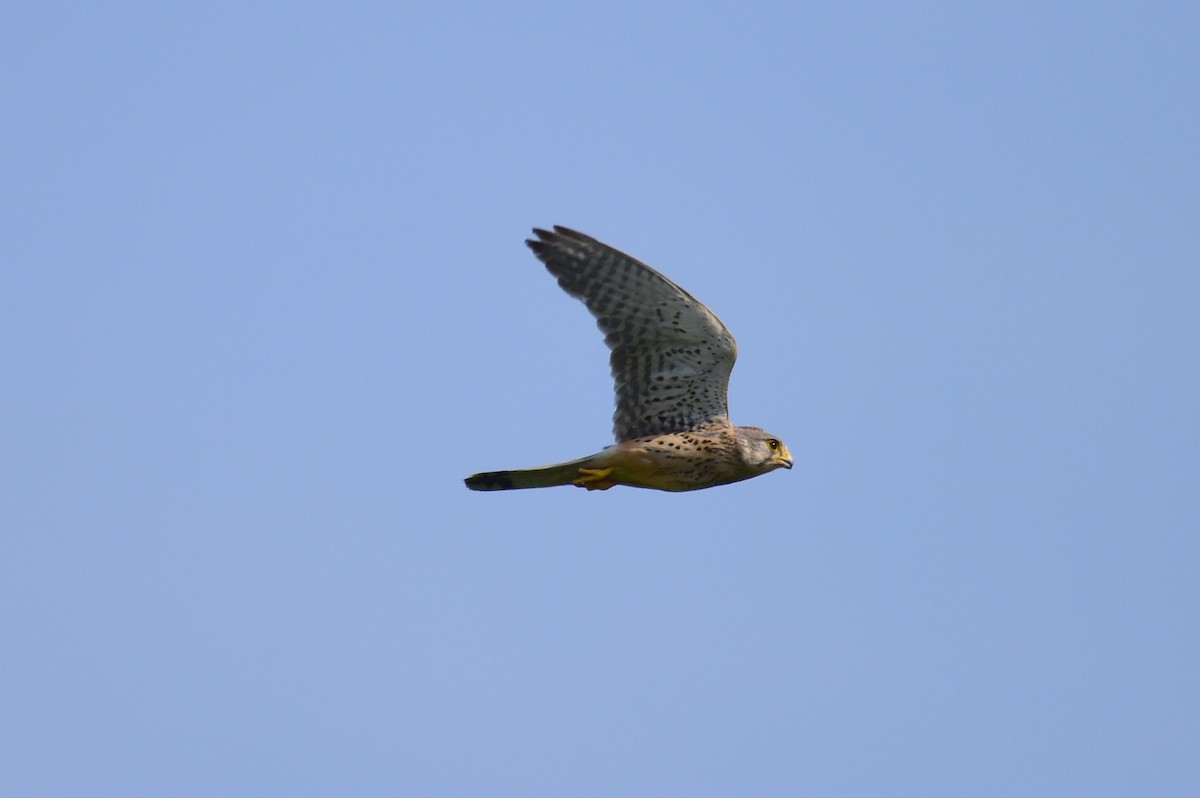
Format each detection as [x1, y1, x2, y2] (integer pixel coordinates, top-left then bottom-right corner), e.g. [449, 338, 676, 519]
[3, 2, 1197, 796]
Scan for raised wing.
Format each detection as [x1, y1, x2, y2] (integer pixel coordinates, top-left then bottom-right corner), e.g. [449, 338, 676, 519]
[527, 226, 738, 441]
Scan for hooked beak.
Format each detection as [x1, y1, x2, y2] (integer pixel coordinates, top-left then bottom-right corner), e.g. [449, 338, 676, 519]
[774, 454, 793, 470]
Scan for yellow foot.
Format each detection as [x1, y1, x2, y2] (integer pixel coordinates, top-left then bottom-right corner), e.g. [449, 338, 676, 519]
[573, 467, 617, 491]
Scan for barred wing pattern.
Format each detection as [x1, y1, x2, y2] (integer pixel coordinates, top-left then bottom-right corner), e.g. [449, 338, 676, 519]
[527, 226, 738, 442]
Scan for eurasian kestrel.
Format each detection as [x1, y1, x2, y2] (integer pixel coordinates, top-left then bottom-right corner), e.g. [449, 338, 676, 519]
[464, 226, 792, 492]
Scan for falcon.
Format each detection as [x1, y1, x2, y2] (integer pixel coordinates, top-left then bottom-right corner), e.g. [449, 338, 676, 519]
[465, 226, 792, 492]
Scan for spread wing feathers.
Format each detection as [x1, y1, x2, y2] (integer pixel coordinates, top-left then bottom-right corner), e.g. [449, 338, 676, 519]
[526, 226, 738, 442]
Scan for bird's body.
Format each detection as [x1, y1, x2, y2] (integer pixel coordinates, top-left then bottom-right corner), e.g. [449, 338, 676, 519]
[465, 227, 792, 492]
[466, 420, 778, 492]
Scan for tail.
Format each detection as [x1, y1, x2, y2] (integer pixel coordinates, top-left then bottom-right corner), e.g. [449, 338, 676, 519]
[464, 456, 594, 491]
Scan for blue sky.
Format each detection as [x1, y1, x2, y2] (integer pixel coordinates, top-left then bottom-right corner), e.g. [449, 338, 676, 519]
[3, 2, 1197, 795]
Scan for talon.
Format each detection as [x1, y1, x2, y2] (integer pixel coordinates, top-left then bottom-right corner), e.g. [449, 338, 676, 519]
[573, 467, 616, 491]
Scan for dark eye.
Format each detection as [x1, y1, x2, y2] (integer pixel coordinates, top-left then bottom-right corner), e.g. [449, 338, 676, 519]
[767, 439, 779, 451]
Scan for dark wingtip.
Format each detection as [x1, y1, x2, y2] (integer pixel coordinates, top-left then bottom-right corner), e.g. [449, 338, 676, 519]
[526, 225, 590, 247]
[525, 227, 552, 258]
[526, 226, 599, 271]
[551, 225, 587, 239]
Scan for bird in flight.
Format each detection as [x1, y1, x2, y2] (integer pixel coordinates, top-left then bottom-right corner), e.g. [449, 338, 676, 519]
[465, 226, 792, 492]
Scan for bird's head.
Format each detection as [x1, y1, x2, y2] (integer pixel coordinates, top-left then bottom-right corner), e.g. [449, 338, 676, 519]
[735, 427, 794, 473]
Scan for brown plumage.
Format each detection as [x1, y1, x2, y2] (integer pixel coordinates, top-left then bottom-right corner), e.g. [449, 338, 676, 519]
[465, 226, 792, 492]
